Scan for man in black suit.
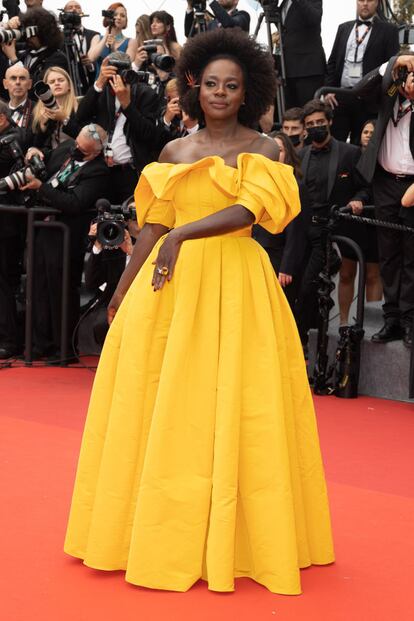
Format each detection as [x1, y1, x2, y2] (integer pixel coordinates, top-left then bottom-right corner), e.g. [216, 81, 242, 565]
[185, 0, 250, 38]
[0, 100, 28, 360]
[355, 54, 414, 346]
[62, 1, 100, 95]
[1, 7, 68, 86]
[295, 99, 369, 344]
[76, 52, 160, 203]
[325, 0, 400, 144]
[20, 124, 110, 362]
[282, 0, 326, 108]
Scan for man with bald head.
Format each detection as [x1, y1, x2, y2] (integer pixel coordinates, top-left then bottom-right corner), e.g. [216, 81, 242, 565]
[3, 65, 33, 132]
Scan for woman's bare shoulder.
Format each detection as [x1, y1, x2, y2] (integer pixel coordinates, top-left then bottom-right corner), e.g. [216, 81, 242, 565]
[158, 138, 187, 164]
[249, 133, 280, 162]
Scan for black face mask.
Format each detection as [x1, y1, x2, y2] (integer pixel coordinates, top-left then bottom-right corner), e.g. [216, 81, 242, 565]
[71, 146, 85, 162]
[306, 125, 329, 144]
[288, 133, 302, 147]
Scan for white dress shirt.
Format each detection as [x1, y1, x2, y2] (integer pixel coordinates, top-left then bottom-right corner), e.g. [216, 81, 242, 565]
[341, 17, 374, 88]
[378, 97, 414, 175]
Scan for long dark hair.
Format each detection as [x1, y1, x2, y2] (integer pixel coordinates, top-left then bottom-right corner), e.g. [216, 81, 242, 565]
[150, 11, 178, 44]
[270, 131, 303, 179]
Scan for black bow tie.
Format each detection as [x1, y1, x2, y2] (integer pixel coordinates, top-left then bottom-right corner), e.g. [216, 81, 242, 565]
[356, 19, 372, 27]
[11, 104, 25, 114]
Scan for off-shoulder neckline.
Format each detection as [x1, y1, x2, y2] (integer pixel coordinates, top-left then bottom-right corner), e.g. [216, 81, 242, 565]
[158, 153, 275, 171]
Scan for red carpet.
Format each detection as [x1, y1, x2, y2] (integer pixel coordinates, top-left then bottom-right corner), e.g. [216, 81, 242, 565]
[1, 364, 413, 621]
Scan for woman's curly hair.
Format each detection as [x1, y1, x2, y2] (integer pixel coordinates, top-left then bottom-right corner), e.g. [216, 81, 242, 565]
[176, 29, 276, 127]
[21, 7, 63, 50]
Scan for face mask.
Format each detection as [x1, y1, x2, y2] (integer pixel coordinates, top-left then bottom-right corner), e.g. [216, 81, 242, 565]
[306, 125, 329, 144]
[71, 146, 85, 162]
[289, 134, 302, 147]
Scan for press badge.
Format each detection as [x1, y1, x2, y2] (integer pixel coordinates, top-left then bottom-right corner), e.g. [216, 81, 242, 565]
[348, 63, 363, 79]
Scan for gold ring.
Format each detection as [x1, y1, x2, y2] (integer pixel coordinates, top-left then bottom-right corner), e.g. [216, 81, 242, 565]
[157, 266, 169, 276]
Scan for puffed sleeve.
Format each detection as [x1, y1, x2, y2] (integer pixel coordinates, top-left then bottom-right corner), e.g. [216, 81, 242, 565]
[134, 163, 176, 229]
[236, 154, 301, 234]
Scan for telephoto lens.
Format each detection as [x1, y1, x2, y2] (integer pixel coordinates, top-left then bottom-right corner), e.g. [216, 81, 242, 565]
[0, 29, 22, 44]
[33, 81, 58, 109]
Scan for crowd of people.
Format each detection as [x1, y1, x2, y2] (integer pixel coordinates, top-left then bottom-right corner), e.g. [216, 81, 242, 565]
[0, 0, 413, 365]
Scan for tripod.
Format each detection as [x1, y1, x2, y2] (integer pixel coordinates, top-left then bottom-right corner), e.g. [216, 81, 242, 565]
[62, 27, 87, 97]
[188, 8, 209, 37]
[253, 0, 288, 122]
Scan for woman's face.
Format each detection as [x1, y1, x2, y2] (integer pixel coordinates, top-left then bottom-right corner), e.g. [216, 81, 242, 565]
[360, 122, 375, 149]
[113, 7, 127, 29]
[151, 18, 167, 38]
[47, 71, 70, 97]
[199, 59, 245, 122]
[275, 137, 286, 163]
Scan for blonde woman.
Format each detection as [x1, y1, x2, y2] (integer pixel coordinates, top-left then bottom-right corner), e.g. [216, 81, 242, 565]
[135, 14, 151, 48]
[32, 66, 80, 150]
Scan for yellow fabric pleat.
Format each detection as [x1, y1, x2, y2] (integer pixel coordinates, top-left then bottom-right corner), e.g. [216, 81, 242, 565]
[64, 154, 334, 594]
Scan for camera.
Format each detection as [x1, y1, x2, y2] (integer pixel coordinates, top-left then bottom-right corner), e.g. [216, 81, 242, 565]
[101, 8, 115, 28]
[96, 199, 136, 249]
[142, 39, 175, 73]
[193, 1, 207, 12]
[0, 133, 25, 165]
[33, 80, 58, 109]
[0, 154, 47, 193]
[107, 57, 139, 85]
[58, 10, 83, 31]
[0, 25, 38, 45]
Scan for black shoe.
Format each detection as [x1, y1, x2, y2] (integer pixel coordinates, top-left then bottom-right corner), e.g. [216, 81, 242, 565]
[371, 322, 402, 343]
[0, 346, 18, 359]
[403, 325, 413, 348]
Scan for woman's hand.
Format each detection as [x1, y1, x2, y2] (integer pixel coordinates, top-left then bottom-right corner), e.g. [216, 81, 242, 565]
[278, 273, 293, 288]
[25, 147, 44, 164]
[152, 231, 182, 291]
[43, 106, 68, 123]
[135, 46, 148, 68]
[107, 289, 124, 325]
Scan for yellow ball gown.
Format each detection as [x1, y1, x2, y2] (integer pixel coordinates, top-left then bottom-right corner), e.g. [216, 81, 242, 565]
[64, 153, 334, 594]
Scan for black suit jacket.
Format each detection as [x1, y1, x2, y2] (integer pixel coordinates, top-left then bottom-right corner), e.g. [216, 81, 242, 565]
[21, 48, 69, 87]
[0, 123, 27, 238]
[185, 2, 250, 37]
[300, 138, 369, 208]
[326, 18, 400, 87]
[354, 56, 414, 185]
[76, 83, 159, 173]
[282, 0, 326, 78]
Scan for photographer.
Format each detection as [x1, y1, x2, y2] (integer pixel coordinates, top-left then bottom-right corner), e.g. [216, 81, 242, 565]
[88, 3, 137, 75]
[60, 1, 100, 95]
[31, 66, 80, 151]
[3, 65, 34, 136]
[159, 78, 199, 143]
[76, 51, 160, 202]
[18, 124, 109, 362]
[355, 54, 414, 347]
[185, 1, 250, 38]
[0, 99, 28, 359]
[1, 7, 68, 86]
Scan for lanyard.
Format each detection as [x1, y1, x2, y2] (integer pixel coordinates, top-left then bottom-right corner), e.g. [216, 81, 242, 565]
[353, 23, 371, 63]
[392, 99, 413, 127]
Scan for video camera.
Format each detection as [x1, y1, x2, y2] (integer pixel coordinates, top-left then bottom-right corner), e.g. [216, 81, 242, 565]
[33, 81, 58, 109]
[142, 39, 175, 73]
[101, 8, 115, 29]
[0, 154, 47, 193]
[193, 1, 207, 12]
[107, 57, 139, 86]
[0, 25, 38, 45]
[95, 198, 136, 249]
[58, 10, 87, 31]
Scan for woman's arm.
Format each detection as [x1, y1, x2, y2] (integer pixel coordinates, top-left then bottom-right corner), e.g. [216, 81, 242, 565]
[402, 183, 414, 208]
[107, 222, 169, 323]
[126, 38, 138, 63]
[151, 205, 254, 290]
[88, 33, 110, 63]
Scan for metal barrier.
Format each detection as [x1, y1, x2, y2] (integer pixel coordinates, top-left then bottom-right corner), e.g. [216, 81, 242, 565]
[0, 204, 70, 366]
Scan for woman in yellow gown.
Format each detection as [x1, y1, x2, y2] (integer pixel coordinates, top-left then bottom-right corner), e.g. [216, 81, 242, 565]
[64, 28, 334, 594]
